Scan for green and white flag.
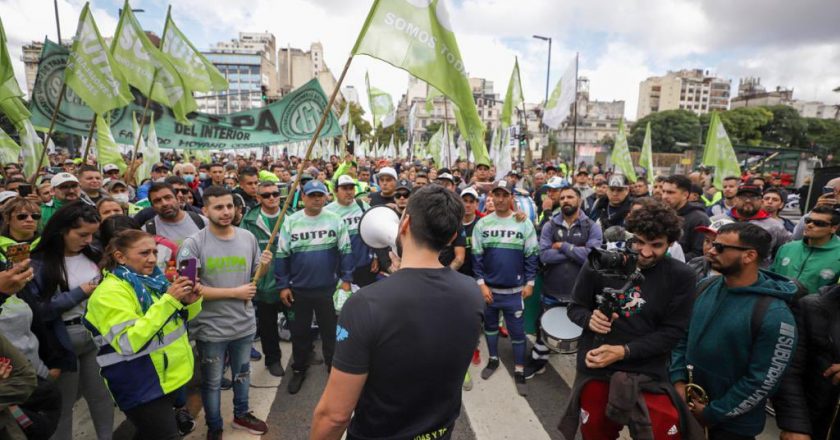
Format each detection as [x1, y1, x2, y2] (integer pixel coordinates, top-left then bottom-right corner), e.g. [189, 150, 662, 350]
[0, 125, 20, 164]
[18, 120, 48, 178]
[0, 17, 24, 104]
[339, 103, 350, 126]
[352, 0, 488, 165]
[65, 3, 132, 116]
[542, 56, 577, 129]
[610, 118, 637, 182]
[703, 111, 741, 189]
[429, 123, 444, 165]
[96, 114, 127, 173]
[365, 72, 393, 127]
[111, 1, 197, 123]
[425, 84, 443, 114]
[160, 8, 228, 92]
[639, 121, 654, 178]
[501, 57, 524, 128]
[132, 114, 151, 182]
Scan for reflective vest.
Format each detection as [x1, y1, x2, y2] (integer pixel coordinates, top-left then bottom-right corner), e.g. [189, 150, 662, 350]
[83, 273, 201, 411]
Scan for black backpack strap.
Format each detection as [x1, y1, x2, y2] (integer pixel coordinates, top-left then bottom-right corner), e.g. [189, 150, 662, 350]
[751, 296, 774, 344]
[186, 211, 206, 229]
[355, 199, 367, 213]
[144, 218, 156, 235]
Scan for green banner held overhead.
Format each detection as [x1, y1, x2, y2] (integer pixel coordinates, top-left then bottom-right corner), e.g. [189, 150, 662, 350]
[29, 40, 342, 150]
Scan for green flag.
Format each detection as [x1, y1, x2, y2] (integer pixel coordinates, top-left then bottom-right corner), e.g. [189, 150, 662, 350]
[610, 118, 637, 182]
[365, 72, 393, 127]
[0, 18, 24, 103]
[501, 57, 524, 127]
[111, 1, 197, 123]
[96, 114, 127, 173]
[429, 123, 445, 165]
[639, 121, 654, 178]
[352, 0, 488, 165]
[703, 111, 741, 189]
[0, 125, 20, 164]
[161, 8, 228, 92]
[65, 3, 133, 116]
[18, 119, 47, 178]
[132, 114, 151, 182]
[425, 84, 443, 113]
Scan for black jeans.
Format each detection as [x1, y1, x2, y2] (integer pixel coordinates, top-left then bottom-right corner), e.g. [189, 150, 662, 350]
[288, 289, 336, 372]
[709, 428, 755, 440]
[255, 300, 285, 366]
[124, 392, 179, 440]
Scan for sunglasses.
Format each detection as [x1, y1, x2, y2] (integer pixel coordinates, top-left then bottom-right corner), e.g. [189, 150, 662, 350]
[394, 192, 410, 199]
[175, 188, 191, 195]
[259, 191, 282, 199]
[710, 242, 754, 253]
[804, 217, 833, 228]
[15, 212, 41, 221]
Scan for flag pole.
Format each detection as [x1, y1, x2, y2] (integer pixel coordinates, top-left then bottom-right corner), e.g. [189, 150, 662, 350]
[571, 52, 579, 170]
[520, 101, 530, 171]
[81, 115, 96, 163]
[28, 82, 66, 185]
[125, 68, 159, 185]
[253, 54, 354, 283]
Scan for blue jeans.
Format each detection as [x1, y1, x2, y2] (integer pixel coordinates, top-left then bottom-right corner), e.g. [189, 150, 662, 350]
[196, 333, 254, 431]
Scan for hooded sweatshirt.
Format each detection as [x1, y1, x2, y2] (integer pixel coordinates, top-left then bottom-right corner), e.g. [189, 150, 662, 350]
[670, 270, 797, 437]
[711, 208, 791, 260]
[771, 236, 840, 294]
[676, 201, 711, 261]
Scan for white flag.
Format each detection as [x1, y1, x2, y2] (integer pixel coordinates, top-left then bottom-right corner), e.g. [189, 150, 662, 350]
[381, 110, 396, 129]
[339, 104, 350, 126]
[542, 57, 577, 130]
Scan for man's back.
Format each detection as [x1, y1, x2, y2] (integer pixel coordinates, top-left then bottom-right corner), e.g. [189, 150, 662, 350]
[334, 267, 484, 439]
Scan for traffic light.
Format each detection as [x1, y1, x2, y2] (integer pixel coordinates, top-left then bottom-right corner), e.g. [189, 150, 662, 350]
[519, 132, 528, 148]
[260, 85, 268, 104]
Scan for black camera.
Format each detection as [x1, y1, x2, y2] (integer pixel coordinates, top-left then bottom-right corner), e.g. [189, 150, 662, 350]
[588, 247, 638, 278]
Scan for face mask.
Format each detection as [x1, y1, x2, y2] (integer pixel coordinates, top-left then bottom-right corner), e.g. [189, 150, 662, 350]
[154, 177, 165, 183]
[112, 193, 130, 204]
[183, 175, 195, 183]
[199, 172, 208, 180]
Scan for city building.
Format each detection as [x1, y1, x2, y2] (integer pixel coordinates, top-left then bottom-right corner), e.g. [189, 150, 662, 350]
[731, 77, 838, 120]
[637, 69, 731, 119]
[196, 32, 280, 114]
[557, 78, 625, 161]
[21, 41, 44, 98]
[277, 42, 339, 98]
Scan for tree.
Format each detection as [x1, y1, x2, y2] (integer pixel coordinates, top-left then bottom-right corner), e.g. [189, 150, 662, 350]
[804, 117, 840, 155]
[699, 107, 774, 146]
[338, 101, 373, 143]
[629, 110, 700, 152]
[760, 105, 808, 148]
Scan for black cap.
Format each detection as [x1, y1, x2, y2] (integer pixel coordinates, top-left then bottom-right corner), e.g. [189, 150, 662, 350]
[396, 179, 413, 192]
[736, 185, 762, 197]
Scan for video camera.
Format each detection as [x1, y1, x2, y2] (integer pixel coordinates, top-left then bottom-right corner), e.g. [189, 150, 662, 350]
[588, 247, 645, 324]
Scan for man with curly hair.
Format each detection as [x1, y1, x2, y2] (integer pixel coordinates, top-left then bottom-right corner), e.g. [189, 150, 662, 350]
[560, 199, 700, 440]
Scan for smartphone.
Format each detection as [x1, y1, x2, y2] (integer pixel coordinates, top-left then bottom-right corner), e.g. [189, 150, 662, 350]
[17, 184, 31, 197]
[823, 186, 835, 194]
[5, 243, 30, 264]
[178, 258, 198, 284]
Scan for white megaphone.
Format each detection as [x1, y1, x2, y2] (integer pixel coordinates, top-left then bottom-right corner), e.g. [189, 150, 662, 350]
[358, 205, 401, 254]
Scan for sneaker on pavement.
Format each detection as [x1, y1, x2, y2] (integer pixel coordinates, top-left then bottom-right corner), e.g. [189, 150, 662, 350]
[250, 347, 262, 361]
[462, 372, 473, 391]
[220, 377, 232, 390]
[524, 359, 547, 380]
[232, 412, 268, 435]
[514, 372, 528, 396]
[287, 370, 306, 394]
[480, 358, 500, 380]
[175, 407, 196, 436]
[471, 348, 481, 366]
[267, 362, 285, 377]
[206, 429, 223, 440]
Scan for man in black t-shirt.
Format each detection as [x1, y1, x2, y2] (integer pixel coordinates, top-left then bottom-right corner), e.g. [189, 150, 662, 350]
[456, 187, 482, 277]
[311, 185, 484, 440]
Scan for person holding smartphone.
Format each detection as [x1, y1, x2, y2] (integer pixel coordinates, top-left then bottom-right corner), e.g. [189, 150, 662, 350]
[0, 198, 41, 257]
[84, 229, 202, 440]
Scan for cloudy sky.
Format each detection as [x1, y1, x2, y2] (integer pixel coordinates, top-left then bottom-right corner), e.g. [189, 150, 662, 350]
[3, 0, 839, 120]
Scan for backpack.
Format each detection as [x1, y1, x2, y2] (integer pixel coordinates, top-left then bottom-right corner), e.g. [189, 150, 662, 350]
[144, 210, 205, 236]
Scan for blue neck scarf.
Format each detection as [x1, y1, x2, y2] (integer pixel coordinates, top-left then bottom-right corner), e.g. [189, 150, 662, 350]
[112, 265, 171, 313]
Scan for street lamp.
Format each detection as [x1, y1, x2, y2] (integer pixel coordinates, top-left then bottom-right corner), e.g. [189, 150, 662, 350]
[532, 35, 552, 103]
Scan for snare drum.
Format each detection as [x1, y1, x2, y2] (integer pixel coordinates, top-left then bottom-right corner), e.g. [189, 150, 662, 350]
[540, 306, 582, 354]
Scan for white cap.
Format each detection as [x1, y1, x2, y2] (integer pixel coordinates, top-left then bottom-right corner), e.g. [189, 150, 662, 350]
[461, 187, 479, 200]
[103, 164, 119, 173]
[437, 172, 455, 182]
[336, 175, 356, 187]
[545, 176, 567, 189]
[0, 191, 18, 205]
[377, 166, 397, 180]
[608, 174, 629, 188]
[51, 172, 79, 187]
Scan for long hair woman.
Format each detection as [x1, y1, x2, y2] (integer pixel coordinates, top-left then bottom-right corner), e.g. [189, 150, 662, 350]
[84, 230, 201, 439]
[0, 196, 41, 254]
[23, 201, 113, 440]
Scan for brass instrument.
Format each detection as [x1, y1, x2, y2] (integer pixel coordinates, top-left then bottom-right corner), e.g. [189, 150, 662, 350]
[685, 365, 709, 406]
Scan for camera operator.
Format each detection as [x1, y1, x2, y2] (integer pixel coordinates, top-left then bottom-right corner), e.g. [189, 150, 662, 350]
[560, 199, 699, 440]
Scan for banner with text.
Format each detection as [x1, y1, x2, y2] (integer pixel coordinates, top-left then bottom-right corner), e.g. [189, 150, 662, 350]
[30, 40, 341, 150]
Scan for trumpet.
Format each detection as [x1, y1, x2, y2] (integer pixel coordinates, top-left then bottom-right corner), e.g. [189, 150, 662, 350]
[685, 364, 709, 406]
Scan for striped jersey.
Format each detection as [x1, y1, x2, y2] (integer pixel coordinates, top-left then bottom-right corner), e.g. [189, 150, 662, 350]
[324, 200, 372, 269]
[472, 212, 539, 291]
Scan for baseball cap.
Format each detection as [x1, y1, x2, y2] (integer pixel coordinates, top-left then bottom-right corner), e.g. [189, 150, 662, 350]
[608, 174, 629, 188]
[396, 179, 413, 192]
[377, 167, 397, 180]
[51, 172, 79, 187]
[63, 159, 74, 165]
[689, 184, 704, 197]
[105, 180, 127, 191]
[544, 176, 567, 189]
[303, 180, 328, 195]
[490, 180, 513, 194]
[461, 187, 479, 200]
[695, 218, 735, 235]
[0, 191, 18, 205]
[336, 175, 356, 187]
[507, 170, 522, 178]
[103, 164, 120, 173]
[736, 185, 762, 197]
[436, 172, 455, 183]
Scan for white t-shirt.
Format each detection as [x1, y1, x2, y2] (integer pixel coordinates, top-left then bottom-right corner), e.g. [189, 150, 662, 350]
[61, 254, 99, 321]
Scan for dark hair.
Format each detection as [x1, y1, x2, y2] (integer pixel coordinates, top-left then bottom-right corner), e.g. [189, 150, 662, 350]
[32, 201, 102, 297]
[625, 198, 683, 243]
[635, 176, 648, 184]
[716, 222, 771, 261]
[238, 166, 258, 179]
[101, 229, 153, 271]
[559, 187, 581, 198]
[99, 215, 141, 254]
[723, 176, 740, 183]
[209, 163, 224, 170]
[148, 182, 175, 199]
[763, 187, 786, 203]
[654, 175, 667, 183]
[405, 184, 465, 252]
[77, 164, 99, 176]
[811, 205, 840, 225]
[164, 175, 187, 186]
[202, 185, 233, 206]
[664, 175, 692, 193]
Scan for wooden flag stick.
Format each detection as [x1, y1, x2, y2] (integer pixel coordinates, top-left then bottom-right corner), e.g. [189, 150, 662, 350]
[81, 115, 97, 163]
[124, 68, 159, 185]
[29, 82, 66, 185]
[252, 55, 354, 283]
